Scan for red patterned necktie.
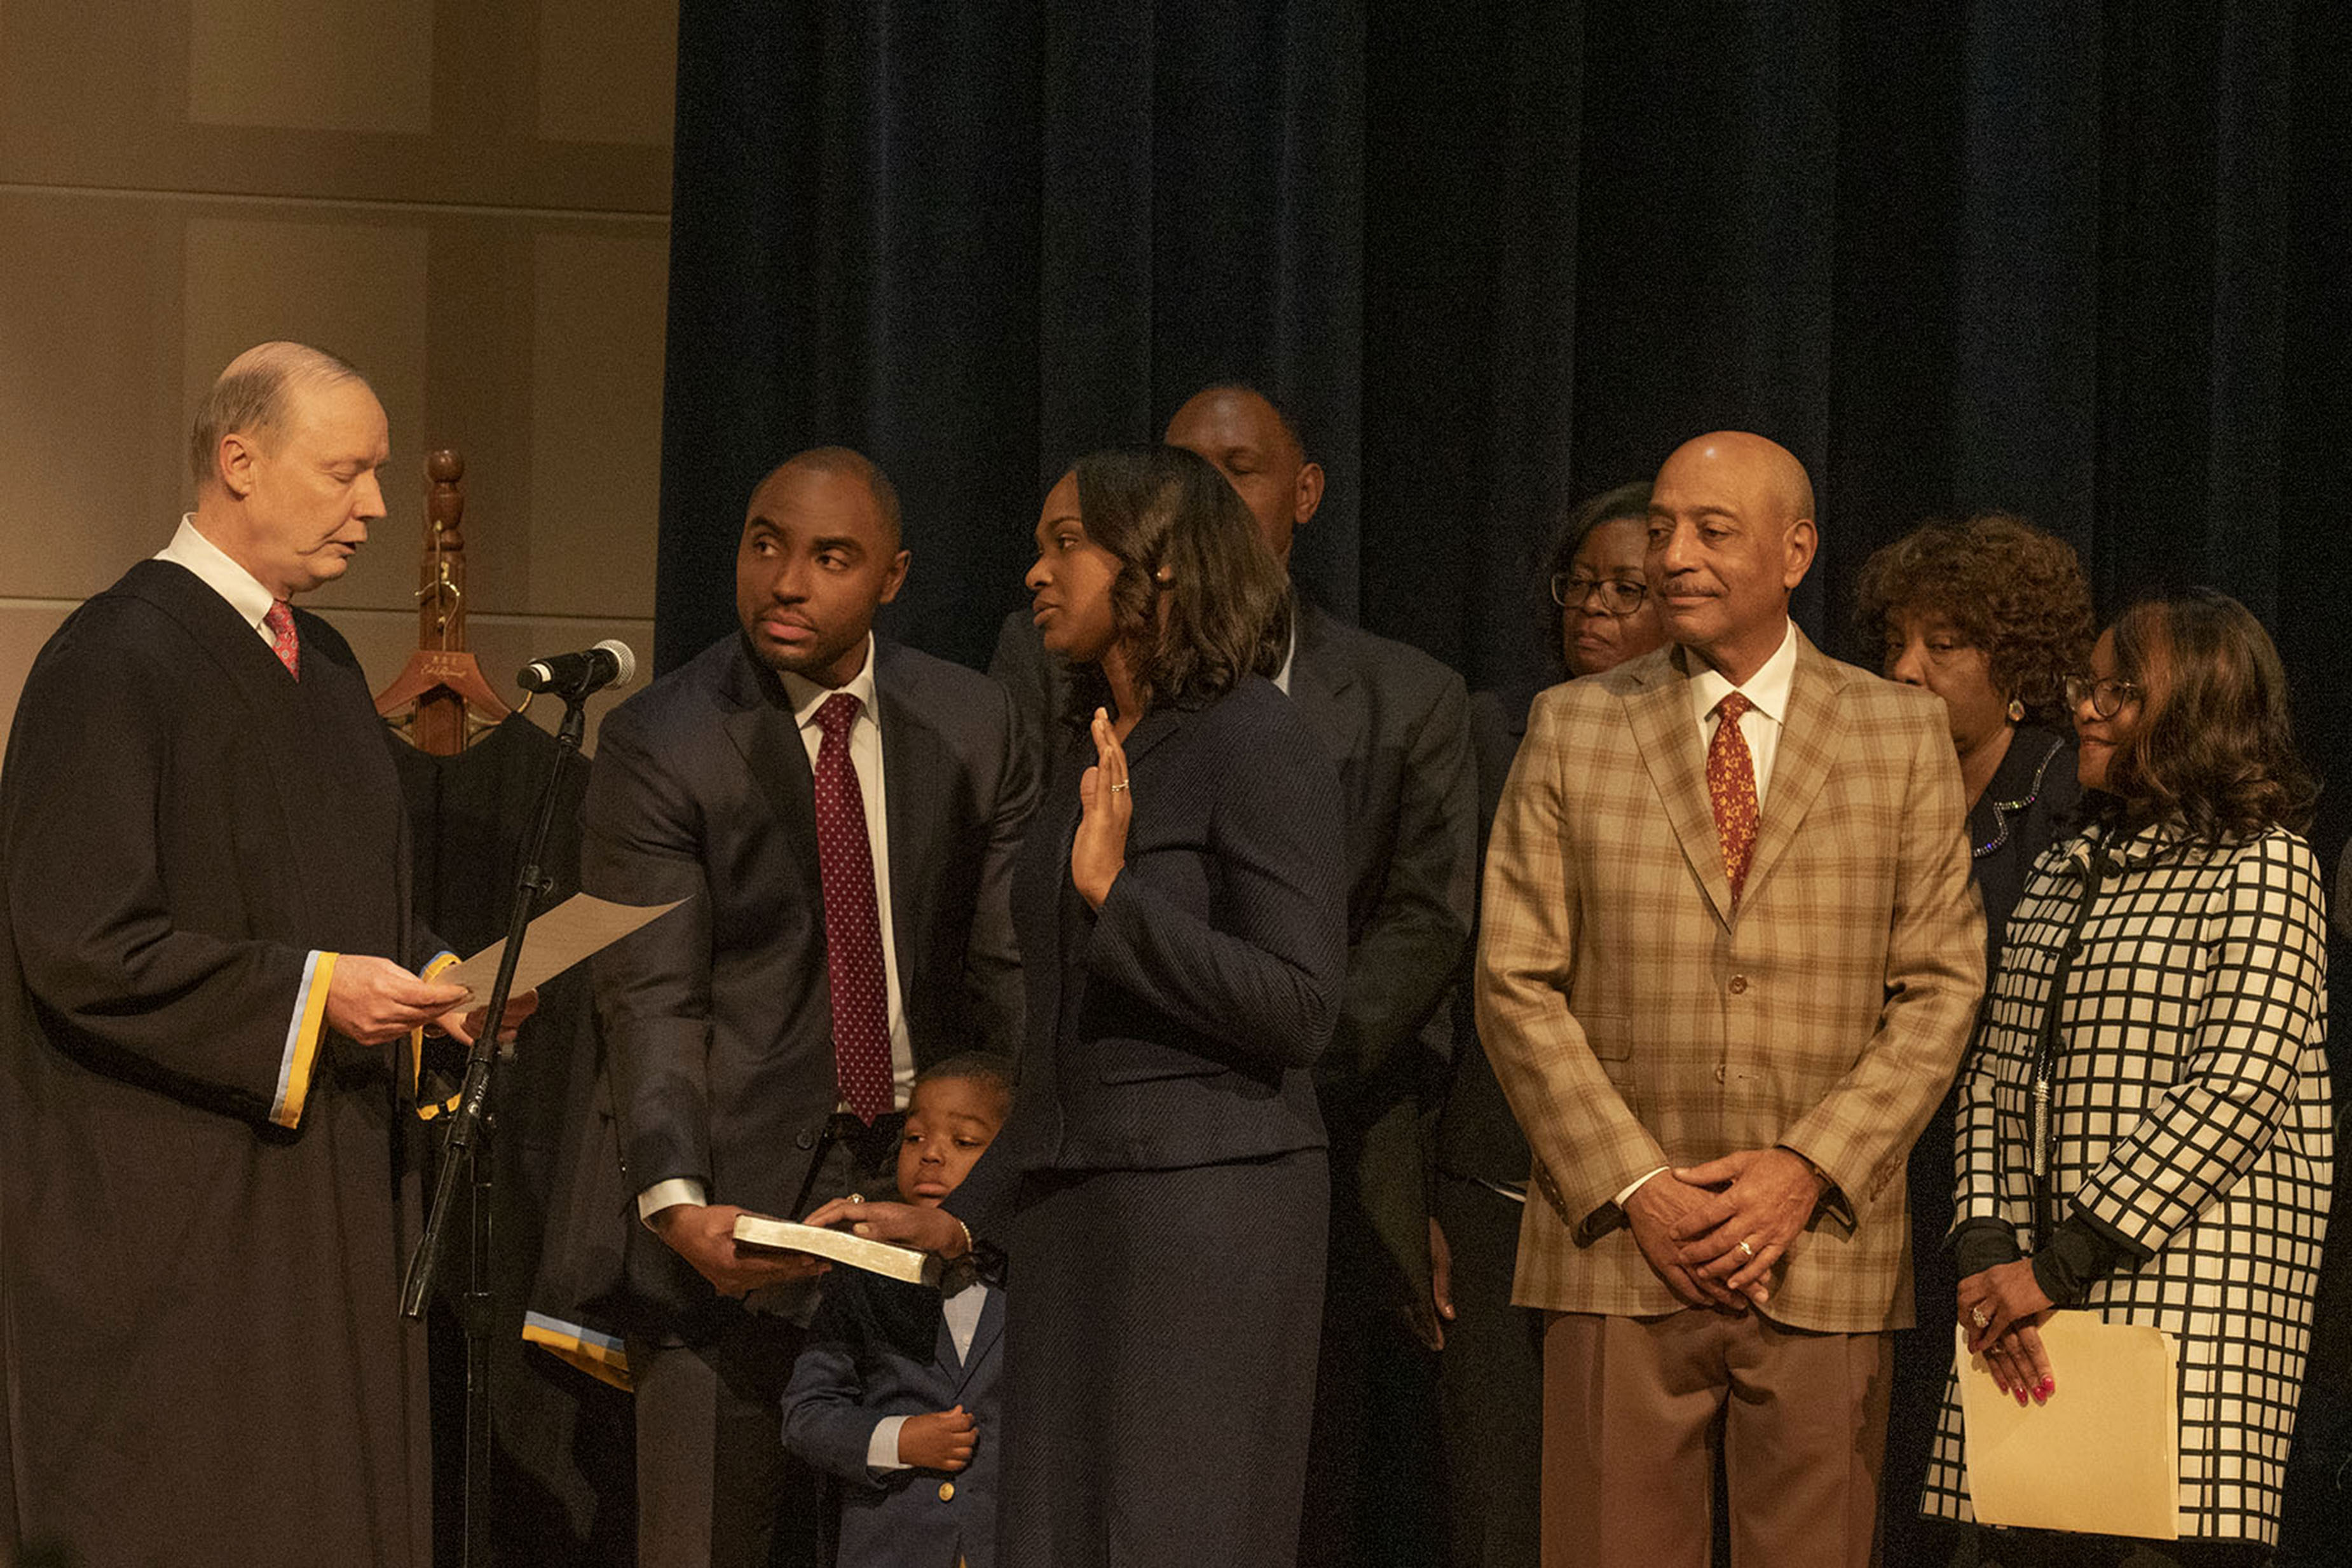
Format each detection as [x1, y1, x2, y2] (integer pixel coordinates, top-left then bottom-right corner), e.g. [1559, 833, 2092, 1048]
[1708, 692, 1760, 904]
[264, 600, 299, 679]
[812, 692, 893, 1122]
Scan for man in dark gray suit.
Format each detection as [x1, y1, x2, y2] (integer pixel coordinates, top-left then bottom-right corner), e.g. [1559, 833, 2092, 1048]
[589, 447, 1037, 1568]
[989, 385, 1477, 1565]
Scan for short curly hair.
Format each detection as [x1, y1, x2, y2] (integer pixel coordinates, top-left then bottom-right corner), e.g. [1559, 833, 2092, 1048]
[1851, 512, 2093, 726]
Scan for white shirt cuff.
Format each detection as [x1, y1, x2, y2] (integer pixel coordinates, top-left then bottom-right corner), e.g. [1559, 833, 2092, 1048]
[637, 1178, 708, 1225]
[867, 1415, 910, 1473]
[1614, 1166, 1670, 1209]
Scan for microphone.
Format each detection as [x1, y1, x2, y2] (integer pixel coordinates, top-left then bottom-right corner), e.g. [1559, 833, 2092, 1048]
[517, 639, 637, 699]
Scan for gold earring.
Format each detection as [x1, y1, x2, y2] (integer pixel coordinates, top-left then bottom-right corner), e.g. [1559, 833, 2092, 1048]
[2006, 697, 2025, 723]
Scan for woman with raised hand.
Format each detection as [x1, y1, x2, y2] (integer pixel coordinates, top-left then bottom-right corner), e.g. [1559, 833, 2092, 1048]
[811, 444, 1347, 1568]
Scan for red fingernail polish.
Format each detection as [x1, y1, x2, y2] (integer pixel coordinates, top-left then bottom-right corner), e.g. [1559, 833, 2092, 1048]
[2014, 1389, 2028, 1407]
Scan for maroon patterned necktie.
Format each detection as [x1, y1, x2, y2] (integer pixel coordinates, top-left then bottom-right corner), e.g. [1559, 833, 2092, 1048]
[264, 601, 300, 679]
[1708, 692, 1760, 904]
[812, 692, 892, 1122]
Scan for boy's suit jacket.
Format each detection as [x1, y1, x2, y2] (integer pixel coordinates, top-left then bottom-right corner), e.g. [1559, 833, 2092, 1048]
[782, 1269, 1006, 1568]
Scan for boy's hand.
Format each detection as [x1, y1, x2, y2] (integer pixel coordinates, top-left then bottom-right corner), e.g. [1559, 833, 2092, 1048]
[897, 1405, 977, 1472]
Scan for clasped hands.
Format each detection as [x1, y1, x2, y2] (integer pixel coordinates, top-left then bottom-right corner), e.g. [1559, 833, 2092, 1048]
[1623, 1147, 1829, 1311]
[1957, 1259, 2057, 1407]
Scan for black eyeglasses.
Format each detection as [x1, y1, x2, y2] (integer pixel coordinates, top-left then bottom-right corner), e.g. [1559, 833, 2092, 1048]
[2063, 674, 2143, 719]
[1550, 574, 1648, 616]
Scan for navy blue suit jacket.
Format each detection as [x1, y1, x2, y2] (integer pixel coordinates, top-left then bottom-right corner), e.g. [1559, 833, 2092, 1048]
[949, 675, 1348, 1225]
[781, 1269, 1004, 1568]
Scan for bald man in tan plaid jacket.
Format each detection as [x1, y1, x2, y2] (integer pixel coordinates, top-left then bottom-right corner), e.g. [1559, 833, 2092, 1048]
[1477, 433, 1985, 1568]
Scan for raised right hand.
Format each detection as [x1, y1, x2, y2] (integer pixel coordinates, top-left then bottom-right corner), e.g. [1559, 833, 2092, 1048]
[650, 1203, 831, 1297]
[898, 1405, 978, 1471]
[325, 955, 472, 1045]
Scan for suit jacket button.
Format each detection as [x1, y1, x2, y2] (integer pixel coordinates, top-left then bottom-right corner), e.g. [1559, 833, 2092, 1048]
[938, 1480, 956, 1502]
[795, 1129, 814, 1150]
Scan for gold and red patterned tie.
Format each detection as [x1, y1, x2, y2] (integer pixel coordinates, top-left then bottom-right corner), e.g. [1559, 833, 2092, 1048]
[812, 692, 893, 1122]
[264, 600, 300, 679]
[1708, 692, 1760, 904]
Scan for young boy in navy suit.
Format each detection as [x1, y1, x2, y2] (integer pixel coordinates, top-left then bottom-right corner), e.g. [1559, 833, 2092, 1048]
[783, 1056, 1011, 1568]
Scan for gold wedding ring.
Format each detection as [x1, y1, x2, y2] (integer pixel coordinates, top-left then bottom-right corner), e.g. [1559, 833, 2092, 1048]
[1736, 1239, 1756, 1260]
[1971, 1305, 1990, 1329]
[1110, 781, 1130, 792]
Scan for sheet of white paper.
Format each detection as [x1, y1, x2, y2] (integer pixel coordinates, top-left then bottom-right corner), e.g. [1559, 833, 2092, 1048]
[438, 893, 686, 1002]
[1956, 1316, 2180, 1539]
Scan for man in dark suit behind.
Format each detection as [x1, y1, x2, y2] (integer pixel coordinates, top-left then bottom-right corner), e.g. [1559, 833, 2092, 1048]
[587, 447, 1037, 1568]
[988, 386, 1477, 1564]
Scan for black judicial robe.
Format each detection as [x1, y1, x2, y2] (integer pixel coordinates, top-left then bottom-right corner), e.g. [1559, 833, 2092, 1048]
[0, 559, 441, 1566]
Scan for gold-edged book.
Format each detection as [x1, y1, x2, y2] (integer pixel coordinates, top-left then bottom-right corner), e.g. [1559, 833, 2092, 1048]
[732, 1213, 943, 1288]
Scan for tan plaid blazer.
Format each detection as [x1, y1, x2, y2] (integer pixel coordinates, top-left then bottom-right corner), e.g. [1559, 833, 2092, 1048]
[1475, 631, 1985, 1332]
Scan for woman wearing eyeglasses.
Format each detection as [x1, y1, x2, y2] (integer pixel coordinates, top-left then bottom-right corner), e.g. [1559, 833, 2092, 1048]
[1920, 589, 2331, 1566]
[1852, 514, 2096, 1562]
[1426, 480, 1665, 1568]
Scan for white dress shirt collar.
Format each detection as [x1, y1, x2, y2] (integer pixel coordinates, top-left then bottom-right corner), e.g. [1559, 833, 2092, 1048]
[1686, 618, 1798, 727]
[777, 632, 882, 729]
[155, 515, 278, 642]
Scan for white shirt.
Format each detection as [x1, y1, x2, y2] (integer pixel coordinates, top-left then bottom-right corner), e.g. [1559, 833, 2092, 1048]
[637, 632, 915, 1222]
[1615, 618, 1800, 1210]
[865, 1278, 990, 1472]
[156, 515, 279, 643]
[1683, 618, 1798, 811]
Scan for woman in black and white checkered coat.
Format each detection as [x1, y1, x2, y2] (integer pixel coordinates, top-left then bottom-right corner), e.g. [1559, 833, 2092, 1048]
[1921, 588, 2332, 1565]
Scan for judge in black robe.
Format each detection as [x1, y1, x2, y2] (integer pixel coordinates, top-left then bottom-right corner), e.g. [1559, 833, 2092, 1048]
[1, 344, 474, 1566]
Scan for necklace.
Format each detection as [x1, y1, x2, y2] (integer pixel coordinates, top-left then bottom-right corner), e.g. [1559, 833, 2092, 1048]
[1972, 732, 2066, 859]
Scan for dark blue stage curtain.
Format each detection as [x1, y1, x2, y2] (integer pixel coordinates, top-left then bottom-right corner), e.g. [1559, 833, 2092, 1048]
[658, 3, 2349, 1543]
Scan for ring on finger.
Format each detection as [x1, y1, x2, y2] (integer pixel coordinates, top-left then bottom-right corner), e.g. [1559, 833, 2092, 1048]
[1970, 1304, 1990, 1329]
[1736, 1238, 1756, 1260]
[1110, 780, 1130, 792]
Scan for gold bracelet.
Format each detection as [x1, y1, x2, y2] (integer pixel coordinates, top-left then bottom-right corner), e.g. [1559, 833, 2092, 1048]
[951, 1215, 975, 1259]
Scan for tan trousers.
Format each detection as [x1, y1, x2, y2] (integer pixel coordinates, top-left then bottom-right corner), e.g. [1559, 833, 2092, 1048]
[1543, 1309, 1892, 1568]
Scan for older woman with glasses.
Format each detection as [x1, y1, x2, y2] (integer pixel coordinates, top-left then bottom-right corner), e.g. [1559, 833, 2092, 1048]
[1920, 589, 2332, 1567]
[1426, 480, 1665, 1568]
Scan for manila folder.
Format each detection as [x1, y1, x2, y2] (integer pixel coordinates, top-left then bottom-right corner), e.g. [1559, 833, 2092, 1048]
[1956, 1316, 2178, 1540]
[732, 1213, 943, 1288]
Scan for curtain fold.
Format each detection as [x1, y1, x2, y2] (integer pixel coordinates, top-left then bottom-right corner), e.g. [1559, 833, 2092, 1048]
[658, 0, 2349, 831]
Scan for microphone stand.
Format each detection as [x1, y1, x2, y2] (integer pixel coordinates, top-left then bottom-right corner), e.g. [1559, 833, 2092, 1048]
[400, 686, 591, 1568]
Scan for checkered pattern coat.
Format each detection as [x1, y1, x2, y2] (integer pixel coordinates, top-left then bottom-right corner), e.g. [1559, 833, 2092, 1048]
[1476, 634, 1986, 1331]
[1922, 824, 2334, 1544]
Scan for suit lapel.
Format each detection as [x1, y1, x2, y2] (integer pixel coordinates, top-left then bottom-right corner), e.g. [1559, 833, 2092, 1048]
[717, 639, 823, 894]
[1627, 649, 1735, 926]
[1739, 634, 1845, 905]
[1285, 600, 1365, 770]
[874, 643, 945, 1011]
[946, 1283, 1004, 1398]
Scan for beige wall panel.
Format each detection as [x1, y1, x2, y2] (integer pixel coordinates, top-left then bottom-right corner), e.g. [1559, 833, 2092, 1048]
[1, 3, 671, 213]
[526, 230, 666, 620]
[539, 1, 678, 147]
[0, 194, 183, 599]
[188, 0, 434, 135]
[0, 602, 75, 756]
[182, 213, 432, 613]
